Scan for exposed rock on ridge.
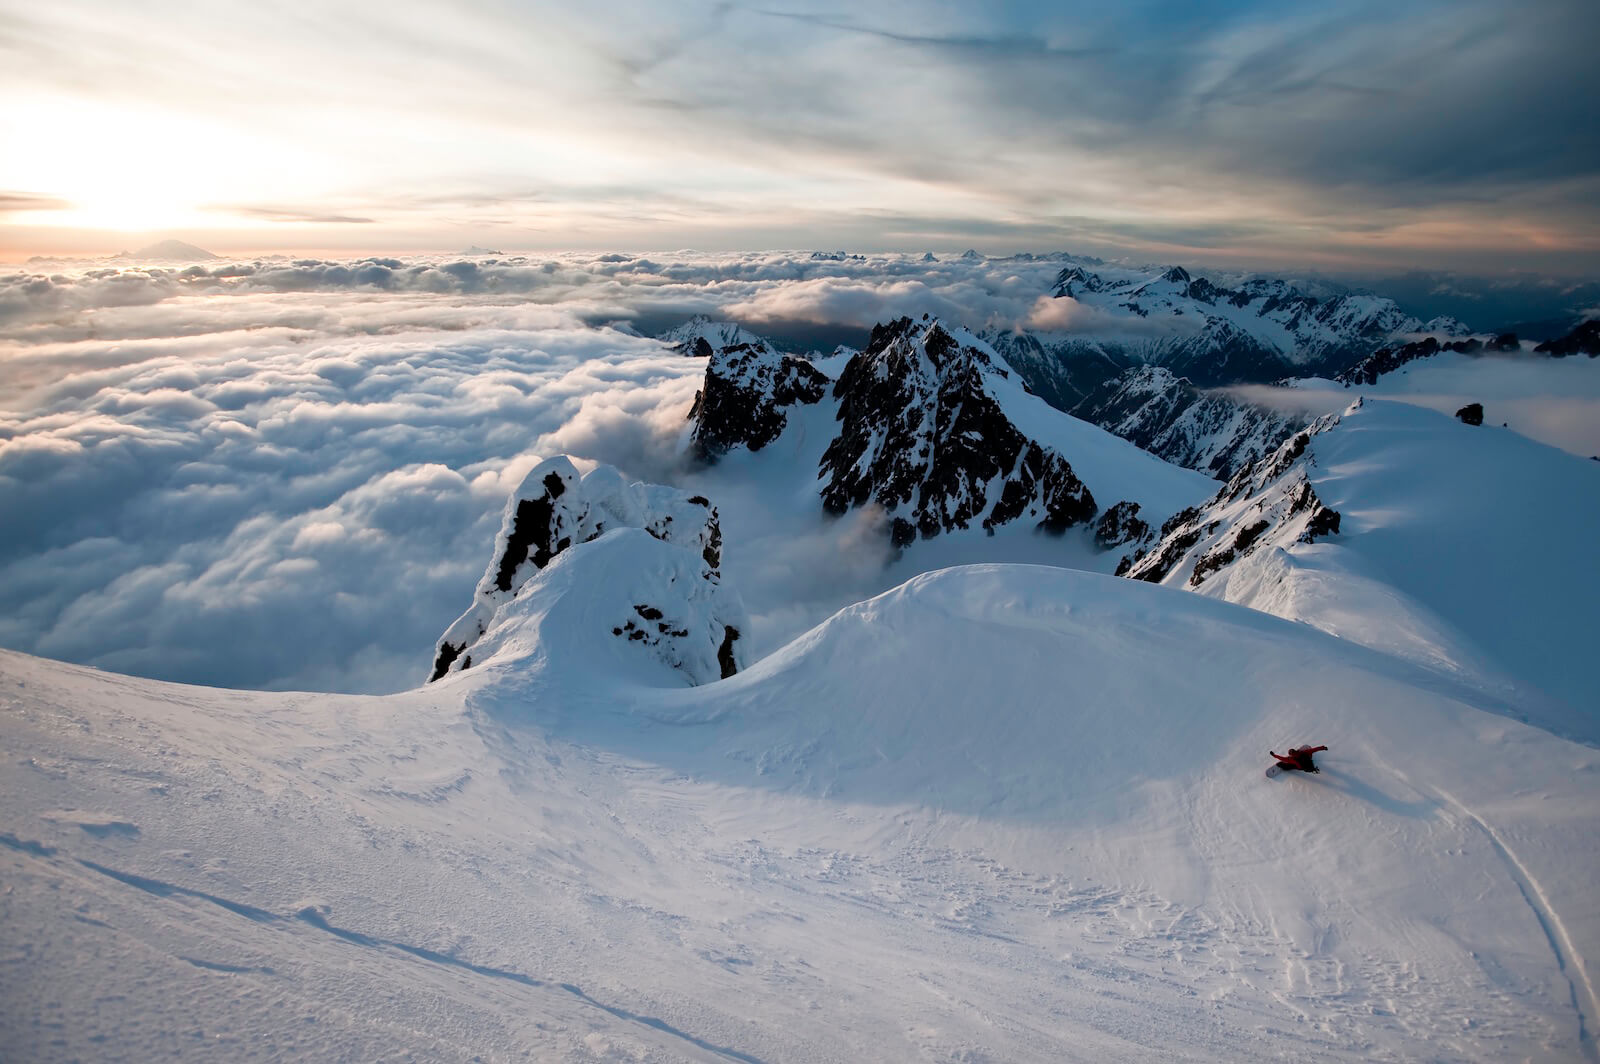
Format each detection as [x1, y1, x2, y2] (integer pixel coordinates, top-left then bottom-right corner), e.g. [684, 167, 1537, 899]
[687, 340, 829, 460]
[1533, 320, 1600, 358]
[1121, 406, 1350, 587]
[819, 317, 1098, 546]
[430, 457, 739, 684]
[1070, 365, 1305, 479]
[1338, 333, 1520, 387]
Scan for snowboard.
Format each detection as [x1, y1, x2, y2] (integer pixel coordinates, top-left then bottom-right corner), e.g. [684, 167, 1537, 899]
[1266, 763, 1282, 778]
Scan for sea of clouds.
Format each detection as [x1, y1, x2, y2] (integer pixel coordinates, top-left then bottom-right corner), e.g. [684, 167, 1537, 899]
[3, 250, 1596, 693]
[0, 251, 1105, 692]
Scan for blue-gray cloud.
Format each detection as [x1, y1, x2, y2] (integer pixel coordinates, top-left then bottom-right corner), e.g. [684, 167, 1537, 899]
[3, 2, 1594, 270]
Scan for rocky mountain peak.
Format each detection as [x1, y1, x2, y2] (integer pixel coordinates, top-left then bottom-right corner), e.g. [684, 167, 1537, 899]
[430, 457, 733, 683]
[1119, 406, 1350, 585]
[820, 317, 1097, 546]
[687, 339, 829, 460]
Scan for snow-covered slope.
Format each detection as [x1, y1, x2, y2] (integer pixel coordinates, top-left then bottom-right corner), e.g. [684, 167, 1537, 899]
[4, 553, 1597, 1061]
[1123, 398, 1600, 738]
[1071, 364, 1307, 478]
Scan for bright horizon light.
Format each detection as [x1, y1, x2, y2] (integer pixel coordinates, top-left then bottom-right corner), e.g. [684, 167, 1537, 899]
[1, 2, 1597, 273]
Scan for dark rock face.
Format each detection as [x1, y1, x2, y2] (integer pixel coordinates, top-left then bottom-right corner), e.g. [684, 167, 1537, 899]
[1094, 501, 1151, 551]
[818, 318, 1097, 543]
[717, 626, 741, 679]
[428, 640, 464, 683]
[982, 328, 1132, 410]
[1456, 403, 1484, 426]
[493, 471, 569, 592]
[688, 341, 829, 460]
[1122, 406, 1350, 588]
[1533, 320, 1600, 357]
[1069, 365, 1305, 479]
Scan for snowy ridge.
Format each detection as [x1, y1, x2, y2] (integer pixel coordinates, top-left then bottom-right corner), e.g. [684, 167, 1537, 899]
[659, 315, 765, 356]
[1021, 263, 1468, 387]
[1122, 411, 1346, 585]
[1072, 364, 1306, 478]
[1337, 332, 1522, 387]
[686, 339, 829, 460]
[430, 457, 733, 684]
[5, 560, 1598, 1060]
[1122, 398, 1600, 736]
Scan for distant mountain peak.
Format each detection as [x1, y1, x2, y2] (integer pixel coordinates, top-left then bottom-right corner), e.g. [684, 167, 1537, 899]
[821, 316, 1098, 545]
[123, 239, 217, 262]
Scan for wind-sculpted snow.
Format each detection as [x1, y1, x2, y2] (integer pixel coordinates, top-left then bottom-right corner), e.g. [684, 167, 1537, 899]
[1072, 364, 1306, 478]
[4, 561, 1598, 1060]
[1124, 398, 1600, 737]
[431, 458, 740, 685]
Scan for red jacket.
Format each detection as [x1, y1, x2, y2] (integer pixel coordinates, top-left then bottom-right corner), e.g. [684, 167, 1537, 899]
[1271, 745, 1328, 771]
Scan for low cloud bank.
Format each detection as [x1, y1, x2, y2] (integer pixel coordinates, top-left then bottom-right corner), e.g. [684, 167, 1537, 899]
[5, 252, 1595, 694]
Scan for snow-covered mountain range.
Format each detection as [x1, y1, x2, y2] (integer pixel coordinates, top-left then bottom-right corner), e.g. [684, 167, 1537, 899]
[1042, 264, 1465, 383]
[1070, 365, 1307, 479]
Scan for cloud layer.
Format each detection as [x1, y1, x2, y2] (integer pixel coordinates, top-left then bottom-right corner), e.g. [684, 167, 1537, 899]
[4, 250, 1598, 694]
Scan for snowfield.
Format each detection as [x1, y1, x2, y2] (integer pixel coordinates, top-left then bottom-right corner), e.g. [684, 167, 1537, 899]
[4, 549, 1596, 1061]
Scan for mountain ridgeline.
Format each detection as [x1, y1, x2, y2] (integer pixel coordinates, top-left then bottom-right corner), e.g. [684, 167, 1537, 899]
[678, 315, 1216, 551]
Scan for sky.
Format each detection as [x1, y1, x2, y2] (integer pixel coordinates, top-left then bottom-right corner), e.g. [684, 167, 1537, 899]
[2, 0, 1598, 272]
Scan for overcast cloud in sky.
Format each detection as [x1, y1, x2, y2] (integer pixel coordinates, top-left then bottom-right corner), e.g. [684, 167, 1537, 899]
[1, 0, 1597, 271]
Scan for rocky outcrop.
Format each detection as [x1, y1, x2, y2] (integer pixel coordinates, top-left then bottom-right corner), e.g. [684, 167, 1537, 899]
[1094, 500, 1152, 552]
[1121, 408, 1350, 588]
[430, 457, 737, 684]
[1337, 333, 1520, 387]
[819, 317, 1098, 547]
[687, 340, 829, 460]
[1456, 403, 1484, 426]
[1069, 365, 1305, 479]
[1533, 320, 1600, 357]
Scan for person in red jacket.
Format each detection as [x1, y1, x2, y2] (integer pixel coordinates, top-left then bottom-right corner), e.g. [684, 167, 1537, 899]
[1270, 745, 1328, 772]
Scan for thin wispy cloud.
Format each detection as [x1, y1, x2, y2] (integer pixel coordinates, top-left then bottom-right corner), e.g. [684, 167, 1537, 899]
[0, 2, 1593, 269]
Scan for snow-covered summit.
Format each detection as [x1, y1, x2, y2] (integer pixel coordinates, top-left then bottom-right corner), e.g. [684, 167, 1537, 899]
[6, 554, 1598, 1060]
[658, 315, 764, 356]
[430, 457, 739, 685]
